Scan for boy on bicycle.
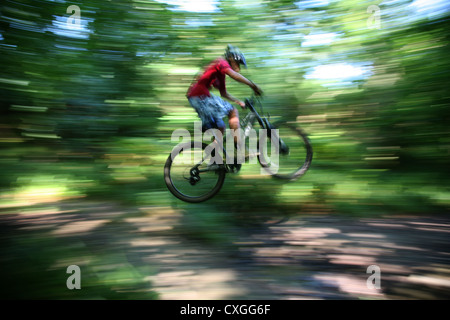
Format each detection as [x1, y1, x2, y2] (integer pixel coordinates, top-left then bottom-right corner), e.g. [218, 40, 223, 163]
[187, 45, 263, 135]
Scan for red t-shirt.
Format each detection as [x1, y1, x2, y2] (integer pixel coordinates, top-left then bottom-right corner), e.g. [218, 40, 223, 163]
[187, 58, 232, 98]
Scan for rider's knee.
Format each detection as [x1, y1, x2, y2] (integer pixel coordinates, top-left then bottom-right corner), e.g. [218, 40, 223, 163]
[228, 110, 240, 129]
[229, 117, 239, 127]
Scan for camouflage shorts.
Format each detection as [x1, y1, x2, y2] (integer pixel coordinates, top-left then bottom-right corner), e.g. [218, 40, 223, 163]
[188, 95, 234, 131]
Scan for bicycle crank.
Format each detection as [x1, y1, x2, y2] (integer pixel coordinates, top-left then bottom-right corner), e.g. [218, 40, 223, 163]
[189, 167, 201, 185]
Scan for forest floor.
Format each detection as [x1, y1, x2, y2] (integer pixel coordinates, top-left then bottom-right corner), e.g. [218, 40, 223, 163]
[1, 199, 449, 300]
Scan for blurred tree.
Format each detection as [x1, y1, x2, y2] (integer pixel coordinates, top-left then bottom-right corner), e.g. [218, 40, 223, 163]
[0, 0, 448, 211]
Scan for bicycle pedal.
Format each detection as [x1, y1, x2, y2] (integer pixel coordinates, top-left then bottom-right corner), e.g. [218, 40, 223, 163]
[226, 164, 242, 173]
[206, 164, 220, 171]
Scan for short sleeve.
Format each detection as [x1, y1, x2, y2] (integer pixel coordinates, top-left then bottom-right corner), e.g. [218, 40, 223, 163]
[216, 59, 232, 74]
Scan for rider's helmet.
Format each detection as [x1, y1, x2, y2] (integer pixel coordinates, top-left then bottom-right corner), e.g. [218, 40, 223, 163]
[225, 44, 247, 68]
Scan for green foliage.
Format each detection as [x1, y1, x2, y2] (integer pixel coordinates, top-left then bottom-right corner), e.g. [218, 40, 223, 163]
[0, 0, 449, 299]
[1, 0, 449, 214]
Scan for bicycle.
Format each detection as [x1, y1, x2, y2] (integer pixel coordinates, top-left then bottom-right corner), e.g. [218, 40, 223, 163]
[164, 96, 313, 203]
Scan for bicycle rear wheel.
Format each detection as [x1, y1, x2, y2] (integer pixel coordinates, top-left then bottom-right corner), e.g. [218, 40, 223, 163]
[258, 121, 313, 180]
[164, 142, 226, 203]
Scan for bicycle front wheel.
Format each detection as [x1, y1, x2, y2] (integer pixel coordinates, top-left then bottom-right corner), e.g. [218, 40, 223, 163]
[258, 121, 313, 180]
[164, 142, 226, 203]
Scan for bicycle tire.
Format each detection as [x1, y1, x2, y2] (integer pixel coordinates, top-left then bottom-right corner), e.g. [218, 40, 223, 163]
[258, 120, 313, 180]
[164, 141, 226, 203]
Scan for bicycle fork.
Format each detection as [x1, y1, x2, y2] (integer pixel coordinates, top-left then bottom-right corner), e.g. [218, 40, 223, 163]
[266, 126, 289, 156]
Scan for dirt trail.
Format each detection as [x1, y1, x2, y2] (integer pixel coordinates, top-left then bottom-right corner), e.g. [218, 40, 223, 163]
[1, 200, 449, 299]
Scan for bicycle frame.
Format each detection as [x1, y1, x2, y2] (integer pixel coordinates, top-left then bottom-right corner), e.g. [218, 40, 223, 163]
[243, 97, 289, 156]
[187, 98, 264, 176]
[242, 97, 269, 130]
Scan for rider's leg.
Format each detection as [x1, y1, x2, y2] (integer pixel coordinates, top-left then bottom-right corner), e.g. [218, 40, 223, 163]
[228, 108, 244, 170]
[228, 107, 240, 147]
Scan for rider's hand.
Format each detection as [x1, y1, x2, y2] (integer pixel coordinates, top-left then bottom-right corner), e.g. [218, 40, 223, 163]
[237, 100, 246, 108]
[252, 84, 263, 96]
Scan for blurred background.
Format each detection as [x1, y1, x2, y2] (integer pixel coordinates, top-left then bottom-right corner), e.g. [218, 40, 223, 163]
[0, 0, 449, 299]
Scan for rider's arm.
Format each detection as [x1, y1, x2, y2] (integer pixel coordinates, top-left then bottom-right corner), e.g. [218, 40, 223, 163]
[225, 69, 263, 95]
[221, 91, 245, 107]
